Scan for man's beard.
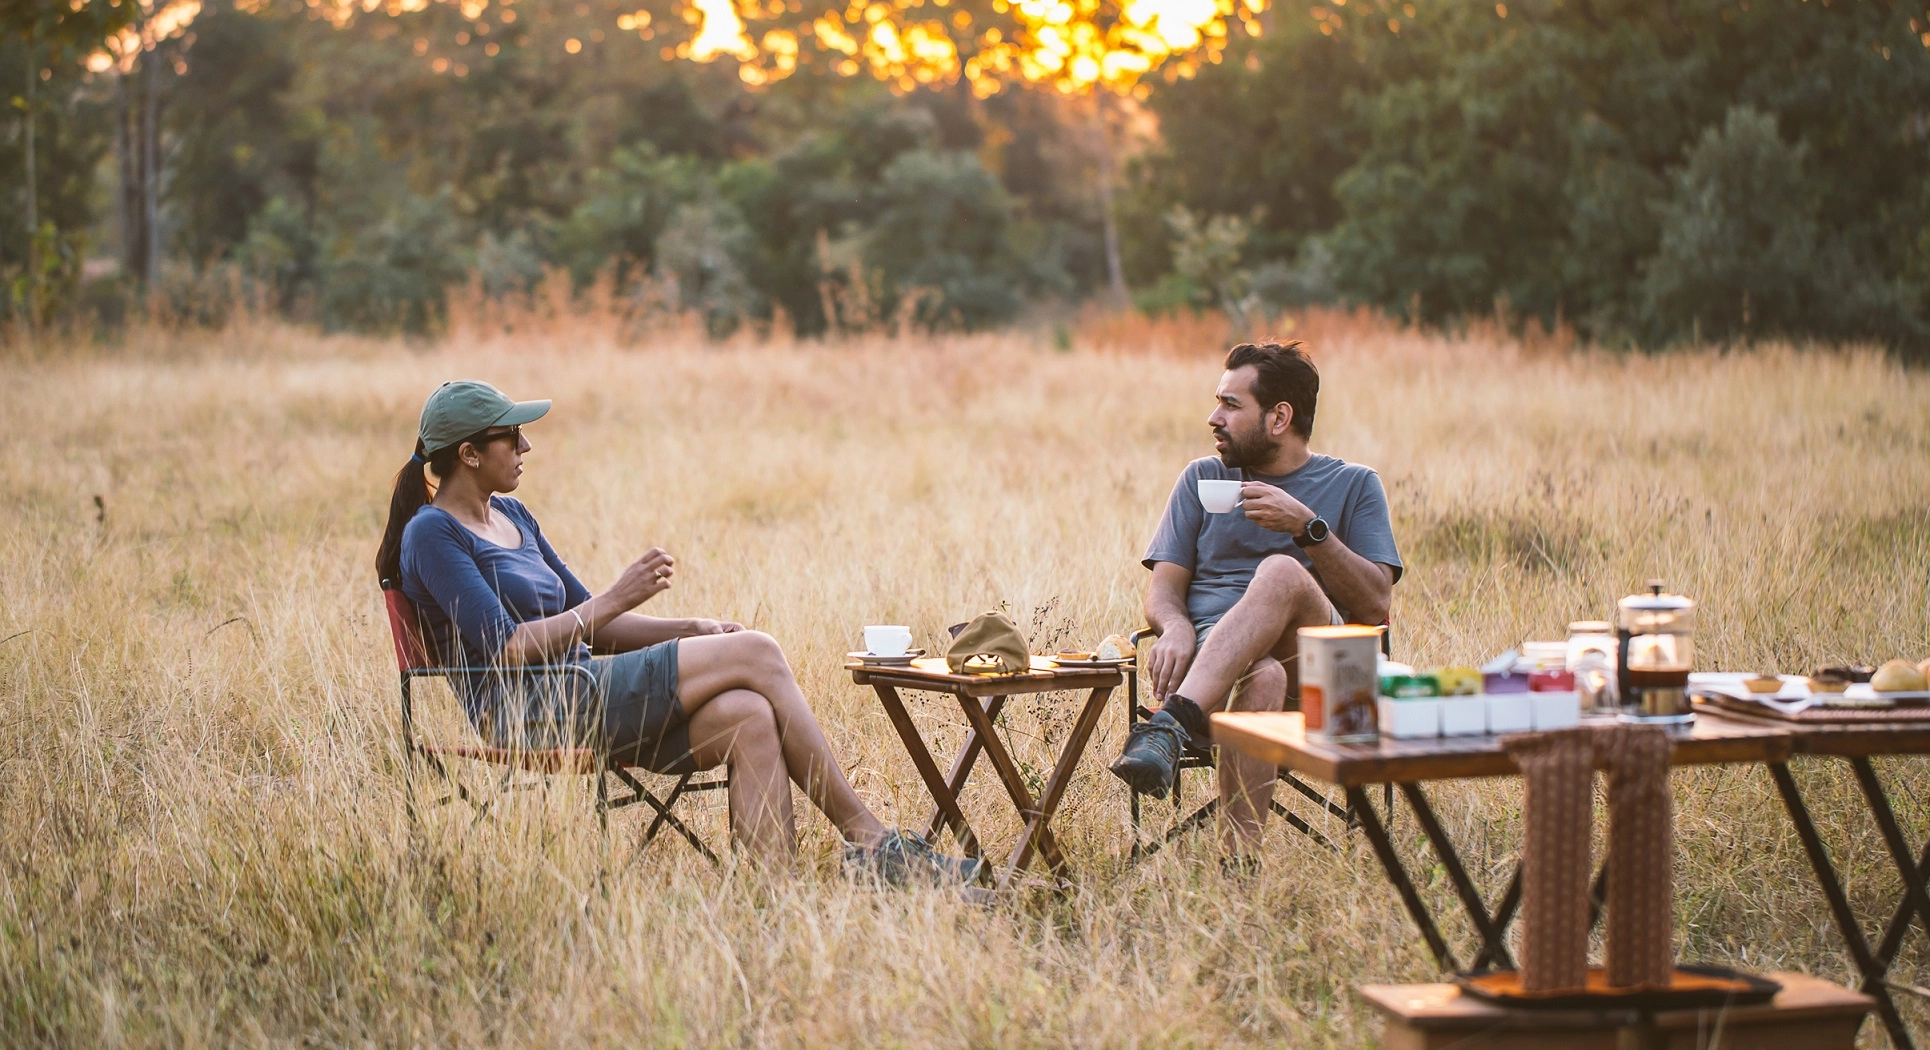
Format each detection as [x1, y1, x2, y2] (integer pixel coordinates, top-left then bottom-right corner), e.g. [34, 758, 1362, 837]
[1216, 426, 1276, 469]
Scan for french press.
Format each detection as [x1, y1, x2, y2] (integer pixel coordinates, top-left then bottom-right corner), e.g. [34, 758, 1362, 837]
[1616, 581, 1695, 724]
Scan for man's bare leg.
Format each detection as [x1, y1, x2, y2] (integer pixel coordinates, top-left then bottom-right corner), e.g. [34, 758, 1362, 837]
[1174, 554, 1333, 712]
[1219, 657, 1288, 853]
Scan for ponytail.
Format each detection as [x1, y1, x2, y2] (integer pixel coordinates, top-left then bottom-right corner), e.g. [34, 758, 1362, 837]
[376, 442, 453, 587]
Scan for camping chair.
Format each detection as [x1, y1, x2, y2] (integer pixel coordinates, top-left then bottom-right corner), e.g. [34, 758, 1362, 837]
[1124, 623, 1395, 862]
[382, 584, 729, 864]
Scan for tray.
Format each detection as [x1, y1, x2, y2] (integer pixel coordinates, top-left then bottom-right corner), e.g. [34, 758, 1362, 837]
[1694, 694, 1930, 724]
[909, 656, 1061, 676]
[1049, 655, 1134, 668]
[1454, 965, 1781, 1011]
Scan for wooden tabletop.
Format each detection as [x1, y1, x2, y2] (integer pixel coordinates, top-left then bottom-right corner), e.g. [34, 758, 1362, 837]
[1210, 711, 1796, 787]
[1359, 972, 1872, 1031]
[848, 659, 1124, 698]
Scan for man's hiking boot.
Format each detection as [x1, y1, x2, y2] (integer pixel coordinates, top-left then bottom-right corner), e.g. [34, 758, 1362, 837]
[1109, 710, 1189, 798]
[1163, 695, 1214, 760]
[845, 830, 984, 887]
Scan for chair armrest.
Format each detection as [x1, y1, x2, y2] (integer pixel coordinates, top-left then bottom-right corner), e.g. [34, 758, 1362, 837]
[405, 662, 599, 697]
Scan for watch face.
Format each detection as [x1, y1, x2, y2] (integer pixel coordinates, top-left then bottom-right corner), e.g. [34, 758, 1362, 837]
[1303, 518, 1329, 544]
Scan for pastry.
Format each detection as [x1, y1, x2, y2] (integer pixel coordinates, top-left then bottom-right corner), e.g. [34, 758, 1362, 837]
[1807, 671, 1851, 694]
[1814, 664, 1875, 683]
[1056, 650, 1094, 661]
[1743, 674, 1784, 694]
[1871, 659, 1928, 693]
[1095, 634, 1136, 661]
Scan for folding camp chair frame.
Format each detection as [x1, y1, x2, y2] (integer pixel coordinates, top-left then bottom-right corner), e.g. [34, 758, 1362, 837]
[383, 585, 729, 865]
[1124, 625, 1393, 862]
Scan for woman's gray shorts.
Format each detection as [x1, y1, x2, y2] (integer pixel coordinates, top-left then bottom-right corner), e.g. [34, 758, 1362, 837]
[593, 639, 699, 774]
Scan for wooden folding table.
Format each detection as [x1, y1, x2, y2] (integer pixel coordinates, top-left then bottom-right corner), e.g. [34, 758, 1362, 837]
[851, 658, 1121, 890]
[1208, 711, 1792, 975]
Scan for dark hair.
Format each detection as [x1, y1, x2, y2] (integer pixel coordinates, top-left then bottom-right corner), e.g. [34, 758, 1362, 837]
[375, 439, 464, 588]
[1225, 340, 1318, 440]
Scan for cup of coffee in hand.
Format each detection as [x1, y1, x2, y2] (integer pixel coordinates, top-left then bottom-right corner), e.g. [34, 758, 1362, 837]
[1198, 479, 1243, 514]
[864, 625, 913, 657]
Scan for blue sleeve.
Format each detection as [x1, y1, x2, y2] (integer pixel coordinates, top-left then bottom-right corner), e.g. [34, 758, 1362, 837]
[1142, 461, 1204, 572]
[511, 500, 593, 608]
[1342, 470, 1404, 583]
[406, 513, 521, 661]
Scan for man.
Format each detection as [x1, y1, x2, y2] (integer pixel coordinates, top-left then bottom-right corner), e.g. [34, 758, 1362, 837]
[1110, 340, 1403, 856]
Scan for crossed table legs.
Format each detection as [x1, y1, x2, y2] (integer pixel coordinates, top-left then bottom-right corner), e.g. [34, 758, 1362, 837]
[1353, 765, 1930, 1048]
[860, 671, 1117, 891]
[1769, 757, 1930, 1050]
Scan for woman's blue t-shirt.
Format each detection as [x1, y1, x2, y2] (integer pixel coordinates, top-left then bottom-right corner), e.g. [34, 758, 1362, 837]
[399, 496, 593, 734]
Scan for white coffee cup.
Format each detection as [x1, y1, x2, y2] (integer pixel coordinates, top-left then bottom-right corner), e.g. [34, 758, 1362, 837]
[1198, 478, 1243, 514]
[864, 625, 913, 657]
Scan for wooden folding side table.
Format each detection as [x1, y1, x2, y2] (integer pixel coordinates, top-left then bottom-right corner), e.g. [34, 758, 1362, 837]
[850, 658, 1122, 890]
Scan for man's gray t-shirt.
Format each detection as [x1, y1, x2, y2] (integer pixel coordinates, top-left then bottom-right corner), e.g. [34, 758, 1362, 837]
[1143, 454, 1403, 629]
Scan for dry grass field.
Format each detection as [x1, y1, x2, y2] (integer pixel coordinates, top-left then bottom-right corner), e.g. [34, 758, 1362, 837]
[5, 312, 1930, 1047]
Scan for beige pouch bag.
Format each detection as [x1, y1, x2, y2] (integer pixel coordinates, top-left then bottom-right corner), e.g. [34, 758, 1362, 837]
[946, 612, 1032, 675]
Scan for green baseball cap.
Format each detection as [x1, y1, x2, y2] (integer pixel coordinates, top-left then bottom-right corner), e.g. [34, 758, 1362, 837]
[417, 380, 551, 455]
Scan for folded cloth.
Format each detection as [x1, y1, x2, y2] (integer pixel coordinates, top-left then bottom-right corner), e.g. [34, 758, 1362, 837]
[946, 611, 1032, 675]
[1503, 726, 1596, 994]
[1594, 723, 1674, 988]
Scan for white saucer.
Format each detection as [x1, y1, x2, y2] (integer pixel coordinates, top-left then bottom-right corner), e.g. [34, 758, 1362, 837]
[848, 649, 924, 666]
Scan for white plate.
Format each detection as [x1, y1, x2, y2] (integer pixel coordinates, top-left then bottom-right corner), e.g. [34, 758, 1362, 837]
[1688, 672, 1930, 714]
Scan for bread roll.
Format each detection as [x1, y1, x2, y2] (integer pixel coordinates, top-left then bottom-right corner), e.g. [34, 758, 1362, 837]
[1096, 634, 1135, 661]
[1871, 659, 1928, 693]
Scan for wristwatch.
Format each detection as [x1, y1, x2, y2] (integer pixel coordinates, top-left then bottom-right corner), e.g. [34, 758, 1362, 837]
[1293, 516, 1330, 548]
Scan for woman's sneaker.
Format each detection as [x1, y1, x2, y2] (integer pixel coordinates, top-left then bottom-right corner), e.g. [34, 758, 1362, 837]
[845, 830, 985, 887]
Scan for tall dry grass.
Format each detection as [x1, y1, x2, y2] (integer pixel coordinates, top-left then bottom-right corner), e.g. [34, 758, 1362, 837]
[4, 313, 1929, 1047]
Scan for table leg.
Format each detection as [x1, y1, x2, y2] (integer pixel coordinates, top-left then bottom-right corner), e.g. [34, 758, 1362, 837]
[1400, 782, 1516, 971]
[1769, 760, 1914, 1049]
[924, 695, 1007, 844]
[1002, 686, 1114, 886]
[953, 689, 1068, 878]
[1349, 784, 1459, 972]
[1851, 757, 1930, 978]
[873, 683, 983, 860]
[1878, 837, 1930, 975]
[1473, 867, 1522, 970]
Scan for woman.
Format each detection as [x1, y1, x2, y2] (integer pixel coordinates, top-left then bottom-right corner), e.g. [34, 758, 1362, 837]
[376, 380, 974, 881]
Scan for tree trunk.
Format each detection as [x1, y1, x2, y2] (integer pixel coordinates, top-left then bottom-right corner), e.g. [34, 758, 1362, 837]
[23, 39, 37, 331]
[1093, 98, 1128, 310]
[117, 67, 140, 284]
[143, 45, 161, 288]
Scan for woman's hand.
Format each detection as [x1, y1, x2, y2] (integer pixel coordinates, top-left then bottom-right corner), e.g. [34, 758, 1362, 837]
[685, 618, 745, 636]
[609, 548, 676, 611]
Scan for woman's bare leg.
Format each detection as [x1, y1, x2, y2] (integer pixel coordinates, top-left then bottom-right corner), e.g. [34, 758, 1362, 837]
[683, 689, 795, 862]
[676, 632, 889, 848]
